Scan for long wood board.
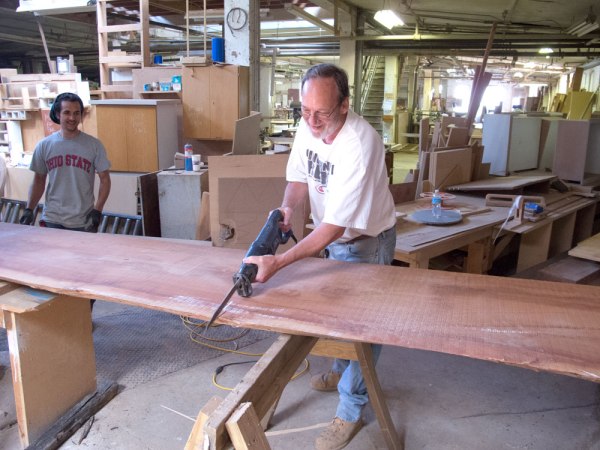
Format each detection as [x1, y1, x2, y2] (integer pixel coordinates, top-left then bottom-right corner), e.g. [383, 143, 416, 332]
[1, 223, 600, 383]
[569, 232, 600, 263]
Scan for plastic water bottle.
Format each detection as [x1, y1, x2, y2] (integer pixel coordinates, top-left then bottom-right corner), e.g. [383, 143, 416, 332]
[184, 144, 193, 171]
[432, 189, 442, 218]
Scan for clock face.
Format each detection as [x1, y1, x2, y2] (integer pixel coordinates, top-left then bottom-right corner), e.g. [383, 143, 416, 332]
[226, 7, 248, 35]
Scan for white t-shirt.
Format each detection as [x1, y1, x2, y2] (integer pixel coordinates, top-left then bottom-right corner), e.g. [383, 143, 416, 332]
[287, 109, 396, 243]
[30, 131, 111, 228]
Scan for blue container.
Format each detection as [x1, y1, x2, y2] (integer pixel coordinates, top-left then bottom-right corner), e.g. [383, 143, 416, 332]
[212, 37, 224, 63]
[153, 54, 163, 64]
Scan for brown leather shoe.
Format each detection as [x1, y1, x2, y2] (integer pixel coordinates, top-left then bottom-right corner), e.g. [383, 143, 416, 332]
[310, 370, 342, 392]
[315, 417, 363, 450]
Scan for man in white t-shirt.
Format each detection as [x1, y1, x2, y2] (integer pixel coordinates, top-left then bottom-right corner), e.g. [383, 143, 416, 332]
[245, 63, 397, 450]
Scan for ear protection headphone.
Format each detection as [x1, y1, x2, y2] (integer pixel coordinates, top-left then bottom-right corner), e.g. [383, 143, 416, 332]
[49, 92, 84, 124]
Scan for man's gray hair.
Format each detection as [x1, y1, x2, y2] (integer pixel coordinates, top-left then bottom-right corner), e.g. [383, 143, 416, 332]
[301, 63, 350, 104]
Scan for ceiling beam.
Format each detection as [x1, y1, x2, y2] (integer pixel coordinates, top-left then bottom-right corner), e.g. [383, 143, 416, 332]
[284, 4, 335, 34]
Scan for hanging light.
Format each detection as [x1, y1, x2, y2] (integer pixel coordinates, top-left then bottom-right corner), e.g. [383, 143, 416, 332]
[374, 10, 405, 29]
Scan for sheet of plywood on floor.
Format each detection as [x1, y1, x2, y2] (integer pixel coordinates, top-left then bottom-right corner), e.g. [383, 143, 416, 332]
[218, 177, 291, 250]
[2, 223, 600, 383]
[553, 120, 590, 182]
[208, 155, 290, 248]
[538, 256, 600, 284]
[429, 147, 472, 190]
[569, 232, 600, 263]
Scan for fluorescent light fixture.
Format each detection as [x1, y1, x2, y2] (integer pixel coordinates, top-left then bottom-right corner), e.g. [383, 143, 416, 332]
[17, 0, 96, 15]
[374, 10, 404, 29]
[566, 7, 598, 37]
[538, 47, 554, 54]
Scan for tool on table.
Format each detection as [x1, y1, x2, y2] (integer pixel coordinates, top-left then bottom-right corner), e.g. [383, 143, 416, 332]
[205, 209, 297, 330]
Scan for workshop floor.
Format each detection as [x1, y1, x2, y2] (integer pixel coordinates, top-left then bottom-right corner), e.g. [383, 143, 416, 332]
[2, 299, 599, 450]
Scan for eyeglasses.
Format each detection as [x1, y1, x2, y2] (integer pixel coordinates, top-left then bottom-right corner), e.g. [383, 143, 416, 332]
[301, 102, 340, 122]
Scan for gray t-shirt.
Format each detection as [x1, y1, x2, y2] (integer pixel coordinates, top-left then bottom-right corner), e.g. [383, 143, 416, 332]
[30, 131, 111, 228]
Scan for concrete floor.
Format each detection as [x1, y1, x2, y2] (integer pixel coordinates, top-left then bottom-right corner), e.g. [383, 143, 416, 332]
[2, 299, 599, 450]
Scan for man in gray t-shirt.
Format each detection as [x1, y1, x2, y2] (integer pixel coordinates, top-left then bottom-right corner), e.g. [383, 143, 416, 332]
[20, 92, 111, 231]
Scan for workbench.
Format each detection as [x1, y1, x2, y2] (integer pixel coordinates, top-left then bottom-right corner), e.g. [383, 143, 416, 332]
[1, 223, 600, 449]
[394, 195, 507, 273]
[494, 193, 598, 272]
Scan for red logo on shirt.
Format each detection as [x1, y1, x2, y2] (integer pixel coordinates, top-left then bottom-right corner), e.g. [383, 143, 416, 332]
[315, 185, 325, 194]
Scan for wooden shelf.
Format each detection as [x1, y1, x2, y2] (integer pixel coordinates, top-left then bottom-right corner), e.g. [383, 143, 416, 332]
[139, 91, 181, 98]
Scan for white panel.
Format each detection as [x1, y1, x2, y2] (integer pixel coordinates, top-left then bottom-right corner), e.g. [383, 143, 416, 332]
[508, 117, 541, 172]
[224, 0, 249, 66]
[157, 171, 205, 240]
[481, 114, 511, 175]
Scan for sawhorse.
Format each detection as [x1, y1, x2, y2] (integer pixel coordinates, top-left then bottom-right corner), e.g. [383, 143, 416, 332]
[185, 334, 403, 450]
[0, 282, 117, 448]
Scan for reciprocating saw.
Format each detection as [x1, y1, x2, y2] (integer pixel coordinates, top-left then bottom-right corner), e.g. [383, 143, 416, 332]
[205, 209, 297, 329]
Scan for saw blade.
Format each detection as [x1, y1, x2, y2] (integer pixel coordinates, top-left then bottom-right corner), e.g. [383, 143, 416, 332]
[204, 278, 242, 330]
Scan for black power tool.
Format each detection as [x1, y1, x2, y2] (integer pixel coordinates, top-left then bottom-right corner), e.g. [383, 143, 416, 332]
[205, 209, 296, 329]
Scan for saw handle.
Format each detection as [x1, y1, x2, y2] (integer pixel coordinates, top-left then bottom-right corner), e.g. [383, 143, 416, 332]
[233, 209, 296, 297]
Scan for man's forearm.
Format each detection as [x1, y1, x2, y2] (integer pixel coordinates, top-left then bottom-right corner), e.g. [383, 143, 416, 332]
[27, 174, 46, 209]
[281, 182, 308, 211]
[276, 222, 344, 271]
[95, 172, 111, 211]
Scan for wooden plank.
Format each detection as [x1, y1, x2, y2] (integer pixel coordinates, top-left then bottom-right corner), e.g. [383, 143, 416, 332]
[98, 23, 142, 33]
[566, 91, 595, 120]
[5, 294, 96, 446]
[2, 223, 600, 383]
[208, 155, 306, 249]
[205, 334, 317, 449]
[185, 396, 223, 450]
[196, 191, 211, 240]
[446, 126, 469, 147]
[428, 147, 472, 190]
[447, 174, 556, 192]
[355, 343, 403, 450]
[569, 232, 600, 263]
[311, 339, 358, 360]
[138, 171, 161, 237]
[226, 403, 271, 450]
[538, 256, 600, 284]
[218, 177, 288, 248]
[27, 381, 119, 450]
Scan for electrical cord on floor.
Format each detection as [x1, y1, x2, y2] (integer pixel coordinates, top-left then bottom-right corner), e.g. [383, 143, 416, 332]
[213, 358, 310, 391]
[180, 316, 263, 356]
[180, 316, 310, 390]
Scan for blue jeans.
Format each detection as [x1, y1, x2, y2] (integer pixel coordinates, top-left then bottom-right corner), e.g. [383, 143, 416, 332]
[325, 226, 396, 422]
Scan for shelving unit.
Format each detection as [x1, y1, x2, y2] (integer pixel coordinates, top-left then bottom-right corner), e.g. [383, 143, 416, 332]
[0, 73, 90, 110]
